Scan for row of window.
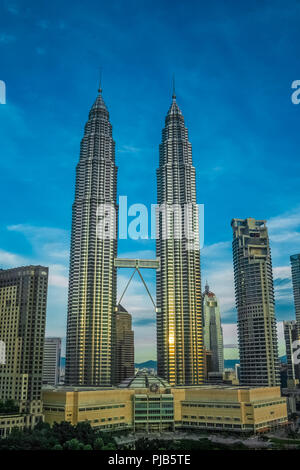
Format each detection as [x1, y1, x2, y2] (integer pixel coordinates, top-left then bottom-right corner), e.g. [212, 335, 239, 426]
[182, 402, 240, 409]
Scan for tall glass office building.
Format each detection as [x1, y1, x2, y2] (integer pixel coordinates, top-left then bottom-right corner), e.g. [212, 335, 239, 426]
[291, 254, 300, 335]
[156, 91, 204, 386]
[202, 283, 224, 373]
[231, 218, 280, 387]
[65, 88, 118, 386]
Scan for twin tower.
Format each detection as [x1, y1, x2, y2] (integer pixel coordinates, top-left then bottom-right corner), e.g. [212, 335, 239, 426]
[65, 86, 204, 387]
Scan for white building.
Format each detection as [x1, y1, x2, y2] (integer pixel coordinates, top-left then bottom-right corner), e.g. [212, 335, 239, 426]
[202, 283, 224, 373]
[42, 337, 61, 386]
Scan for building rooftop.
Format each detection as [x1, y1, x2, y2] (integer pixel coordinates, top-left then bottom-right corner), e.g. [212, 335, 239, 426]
[42, 385, 116, 392]
[118, 371, 171, 389]
[42, 374, 281, 394]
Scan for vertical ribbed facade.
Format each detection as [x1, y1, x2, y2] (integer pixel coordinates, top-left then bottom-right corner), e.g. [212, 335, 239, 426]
[231, 218, 280, 387]
[65, 90, 118, 386]
[0, 265, 48, 419]
[283, 320, 299, 387]
[202, 284, 224, 373]
[290, 254, 300, 337]
[113, 304, 134, 385]
[156, 93, 204, 386]
[42, 337, 61, 386]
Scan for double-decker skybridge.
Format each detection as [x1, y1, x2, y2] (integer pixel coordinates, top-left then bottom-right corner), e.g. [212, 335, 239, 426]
[114, 258, 160, 311]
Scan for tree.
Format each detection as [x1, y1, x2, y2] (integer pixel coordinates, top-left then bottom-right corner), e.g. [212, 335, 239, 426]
[52, 421, 76, 444]
[83, 444, 93, 450]
[75, 421, 95, 445]
[94, 437, 104, 450]
[64, 438, 84, 450]
[53, 444, 63, 450]
[102, 442, 117, 450]
[0, 419, 118, 451]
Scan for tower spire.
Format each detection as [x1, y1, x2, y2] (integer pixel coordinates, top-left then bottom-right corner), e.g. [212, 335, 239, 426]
[98, 67, 102, 94]
[172, 73, 176, 100]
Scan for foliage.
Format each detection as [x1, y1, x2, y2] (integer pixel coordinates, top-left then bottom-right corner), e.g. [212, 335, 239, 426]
[134, 437, 248, 451]
[0, 420, 117, 451]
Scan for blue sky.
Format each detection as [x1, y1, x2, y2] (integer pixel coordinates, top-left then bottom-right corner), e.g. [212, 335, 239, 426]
[0, 0, 300, 361]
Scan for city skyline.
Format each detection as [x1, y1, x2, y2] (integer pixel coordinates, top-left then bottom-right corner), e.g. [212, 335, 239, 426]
[1, 0, 300, 362]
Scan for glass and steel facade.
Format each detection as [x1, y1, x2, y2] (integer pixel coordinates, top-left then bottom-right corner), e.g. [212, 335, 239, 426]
[65, 90, 118, 386]
[134, 394, 174, 432]
[231, 218, 280, 387]
[202, 284, 224, 373]
[291, 254, 300, 336]
[42, 337, 61, 386]
[0, 265, 48, 418]
[113, 305, 134, 385]
[283, 320, 300, 387]
[156, 93, 204, 386]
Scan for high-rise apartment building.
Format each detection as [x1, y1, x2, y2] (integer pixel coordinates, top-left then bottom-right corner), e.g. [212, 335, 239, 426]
[0, 265, 48, 422]
[42, 337, 61, 386]
[231, 218, 280, 387]
[113, 305, 134, 385]
[283, 320, 299, 388]
[202, 283, 224, 373]
[65, 87, 118, 386]
[290, 254, 300, 334]
[156, 91, 204, 385]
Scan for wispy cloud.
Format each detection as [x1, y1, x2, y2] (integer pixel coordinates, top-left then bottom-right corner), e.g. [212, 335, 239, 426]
[268, 208, 300, 231]
[118, 249, 156, 259]
[222, 322, 286, 360]
[0, 33, 16, 44]
[118, 145, 143, 154]
[7, 224, 69, 259]
[6, 3, 19, 15]
[37, 19, 50, 30]
[201, 241, 231, 257]
[201, 206, 300, 326]
[1, 224, 69, 345]
[48, 264, 68, 288]
[0, 249, 26, 267]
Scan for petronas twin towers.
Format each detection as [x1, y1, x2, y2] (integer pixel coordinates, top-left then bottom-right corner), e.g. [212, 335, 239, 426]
[156, 92, 203, 385]
[65, 89, 118, 386]
[65, 85, 204, 387]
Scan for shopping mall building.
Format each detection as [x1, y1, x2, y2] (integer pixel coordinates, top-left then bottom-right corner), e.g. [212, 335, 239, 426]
[42, 372, 288, 434]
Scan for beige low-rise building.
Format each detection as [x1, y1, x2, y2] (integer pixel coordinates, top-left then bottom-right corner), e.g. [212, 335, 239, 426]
[42, 373, 288, 434]
[0, 414, 28, 438]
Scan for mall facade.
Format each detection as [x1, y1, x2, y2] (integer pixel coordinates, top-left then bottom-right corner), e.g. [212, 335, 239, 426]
[42, 373, 288, 434]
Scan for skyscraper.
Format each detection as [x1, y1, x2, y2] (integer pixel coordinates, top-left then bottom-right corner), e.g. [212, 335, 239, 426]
[283, 320, 299, 388]
[113, 304, 134, 385]
[290, 254, 300, 335]
[42, 337, 61, 386]
[231, 218, 280, 387]
[156, 90, 204, 386]
[65, 87, 118, 386]
[0, 265, 48, 421]
[202, 283, 224, 373]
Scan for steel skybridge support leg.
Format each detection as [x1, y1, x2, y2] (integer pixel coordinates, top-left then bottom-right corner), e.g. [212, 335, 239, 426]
[136, 267, 156, 310]
[117, 268, 137, 307]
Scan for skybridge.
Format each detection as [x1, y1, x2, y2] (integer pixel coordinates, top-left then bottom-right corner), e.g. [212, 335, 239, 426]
[114, 258, 160, 311]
